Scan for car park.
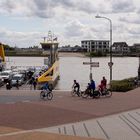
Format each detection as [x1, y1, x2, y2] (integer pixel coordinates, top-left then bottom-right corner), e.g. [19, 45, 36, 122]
[11, 74, 24, 86]
[0, 70, 13, 82]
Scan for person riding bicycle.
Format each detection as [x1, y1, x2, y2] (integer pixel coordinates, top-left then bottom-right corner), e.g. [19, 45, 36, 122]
[98, 76, 107, 93]
[72, 80, 80, 96]
[88, 79, 96, 95]
[42, 82, 52, 93]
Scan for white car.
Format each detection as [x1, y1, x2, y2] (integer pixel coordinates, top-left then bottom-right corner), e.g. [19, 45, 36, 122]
[0, 70, 13, 82]
[11, 74, 24, 86]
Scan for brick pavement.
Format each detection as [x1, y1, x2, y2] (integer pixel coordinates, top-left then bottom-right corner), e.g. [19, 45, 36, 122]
[0, 87, 140, 139]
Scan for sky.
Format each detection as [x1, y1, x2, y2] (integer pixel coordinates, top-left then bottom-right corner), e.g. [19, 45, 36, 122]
[0, 0, 140, 48]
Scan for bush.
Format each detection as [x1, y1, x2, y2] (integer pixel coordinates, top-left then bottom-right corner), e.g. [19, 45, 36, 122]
[85, 51, 107, 57]
[111, 77, 136, 92]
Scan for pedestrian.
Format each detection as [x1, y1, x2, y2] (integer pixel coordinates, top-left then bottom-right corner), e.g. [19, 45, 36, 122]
[6, 80, 12, 90]
[16, 79, 19, 90]
[33, 79, 37, 90]
[30, 77, 34, 90]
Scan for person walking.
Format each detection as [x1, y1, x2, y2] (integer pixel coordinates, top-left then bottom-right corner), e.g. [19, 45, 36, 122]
[33, 79, 37, 90]
[16, 79, 19, 90]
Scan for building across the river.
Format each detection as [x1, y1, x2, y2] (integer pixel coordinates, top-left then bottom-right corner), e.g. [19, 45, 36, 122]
[81, 40, 109, 53]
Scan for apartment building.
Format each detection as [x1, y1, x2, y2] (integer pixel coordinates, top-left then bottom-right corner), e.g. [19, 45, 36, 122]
[81, 40, 109, 53]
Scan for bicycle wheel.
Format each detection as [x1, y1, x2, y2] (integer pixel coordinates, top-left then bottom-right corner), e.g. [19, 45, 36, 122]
[40, 91, 45, 99]
[47, 92, 53, 100]
[81, 91, 89, 98]
[71, 89, 76, 96]
[78, 90, 81, 97]
[94, 90, 100, 98]
[105, 89, 112, 97]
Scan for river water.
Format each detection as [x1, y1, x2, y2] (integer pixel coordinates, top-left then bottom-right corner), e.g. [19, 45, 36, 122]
[6, 56, 139, 90]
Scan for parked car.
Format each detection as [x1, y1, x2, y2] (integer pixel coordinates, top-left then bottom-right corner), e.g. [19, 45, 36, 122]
[11, 74, 24, 86]
[0, 70, 13, 82]
[0, 77, 4, 87]
[19, 70, 27, 81]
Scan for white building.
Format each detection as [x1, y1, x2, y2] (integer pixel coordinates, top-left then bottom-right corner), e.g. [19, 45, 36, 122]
[81, 40, 109, 53]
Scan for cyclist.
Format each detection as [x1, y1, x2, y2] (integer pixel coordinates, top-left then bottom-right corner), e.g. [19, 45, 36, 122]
[72, 80, 80, 96]
[98, 76, 107, 93]
[42, 82, 52, 93]
[88, 79, 96, 95]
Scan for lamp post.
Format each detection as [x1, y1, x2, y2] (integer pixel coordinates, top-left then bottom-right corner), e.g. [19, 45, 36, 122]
[138, 54, 140, 80]
[95, 15, 113, 88]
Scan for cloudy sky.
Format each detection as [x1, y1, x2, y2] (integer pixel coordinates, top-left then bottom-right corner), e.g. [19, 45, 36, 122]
[0, 0, 140, 48]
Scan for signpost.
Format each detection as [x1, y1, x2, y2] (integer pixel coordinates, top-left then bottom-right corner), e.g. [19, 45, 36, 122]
[83, 61, 99, 81]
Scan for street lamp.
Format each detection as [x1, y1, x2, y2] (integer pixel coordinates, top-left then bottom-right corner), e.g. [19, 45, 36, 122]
[95, 15, 113, 88]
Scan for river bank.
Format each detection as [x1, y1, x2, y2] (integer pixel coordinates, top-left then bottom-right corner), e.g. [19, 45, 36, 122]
[58, 52, 85, 57]
[5, 52, 139, 58]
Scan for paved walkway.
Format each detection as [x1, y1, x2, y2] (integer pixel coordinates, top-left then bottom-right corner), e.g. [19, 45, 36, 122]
[40, 109, 140, 140]
[0, 87, 140, 140]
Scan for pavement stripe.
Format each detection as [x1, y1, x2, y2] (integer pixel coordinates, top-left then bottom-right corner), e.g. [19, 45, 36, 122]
[64, 126, 67, 135]
[122, 114, 140, 132]
[128, 113, 140, 124]
[58, 128, 61, 134]
[83, 123, 90, 137]
[96, 120, 110, 140]
[136, 112, 140, 116]
[119, 115, 140, 136]
[72, 125, 76, 136]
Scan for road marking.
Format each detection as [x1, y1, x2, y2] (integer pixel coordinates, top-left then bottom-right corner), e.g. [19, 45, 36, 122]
[119, 115, 140, 136]
[96, 120, 110, 140]
[83, 123, 90, 137]
[6, 102, 15, 104]
[72, 125, 76, 136]
[22, 100, 30, 103]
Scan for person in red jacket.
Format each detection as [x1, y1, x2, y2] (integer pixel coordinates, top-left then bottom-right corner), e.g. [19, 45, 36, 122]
[98, 76, 107, 92]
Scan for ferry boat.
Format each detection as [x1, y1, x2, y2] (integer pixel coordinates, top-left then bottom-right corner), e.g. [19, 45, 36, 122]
[37, 31, 59, 88]
[0, 43, 6, 71]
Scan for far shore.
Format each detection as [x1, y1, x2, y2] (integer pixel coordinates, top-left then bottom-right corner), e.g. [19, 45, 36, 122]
[5, 52, 86, 58]
[58, 52, 85, 57]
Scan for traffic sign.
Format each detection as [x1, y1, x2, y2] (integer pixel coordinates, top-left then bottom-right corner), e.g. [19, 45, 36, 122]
[108, 62, 113, 67]
[91, 63, 99, 67]
[83, 62, 99, 65]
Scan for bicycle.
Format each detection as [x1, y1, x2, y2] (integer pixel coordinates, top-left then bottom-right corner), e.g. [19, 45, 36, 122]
[81, 87, 100, 99]
[40, 89, 53, 100]
[99, 87, 112, 97]
[71, 87, 81, 97]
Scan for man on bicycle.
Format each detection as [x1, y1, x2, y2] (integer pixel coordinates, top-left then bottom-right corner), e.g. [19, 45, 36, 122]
[72, 80, 80, 96]
[88, 79, 96, 95]
[42, 82, 52, 93]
